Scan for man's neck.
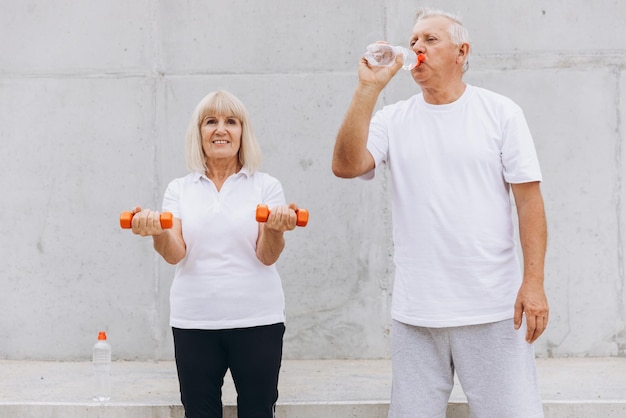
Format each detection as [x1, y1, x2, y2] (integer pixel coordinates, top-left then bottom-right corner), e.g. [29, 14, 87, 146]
[421, 81, 467, 105]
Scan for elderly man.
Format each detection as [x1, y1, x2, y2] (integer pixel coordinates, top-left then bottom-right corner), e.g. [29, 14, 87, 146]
[332, 7, 548, 418]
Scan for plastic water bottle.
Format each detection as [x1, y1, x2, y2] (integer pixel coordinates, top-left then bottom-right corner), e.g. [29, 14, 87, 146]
[92, 331, 111, 401]
[363, 43, 422, 70]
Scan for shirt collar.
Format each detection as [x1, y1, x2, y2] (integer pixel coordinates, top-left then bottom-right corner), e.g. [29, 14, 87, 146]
[192, 167, 251, 182]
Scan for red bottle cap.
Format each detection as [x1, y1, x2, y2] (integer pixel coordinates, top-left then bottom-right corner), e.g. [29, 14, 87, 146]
[98, 331, 107, 340]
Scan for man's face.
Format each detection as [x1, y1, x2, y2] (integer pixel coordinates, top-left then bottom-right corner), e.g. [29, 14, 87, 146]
[408, 16, 465, 85]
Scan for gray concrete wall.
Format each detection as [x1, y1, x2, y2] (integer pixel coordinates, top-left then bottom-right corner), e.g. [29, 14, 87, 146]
[1, 0, 624, 360]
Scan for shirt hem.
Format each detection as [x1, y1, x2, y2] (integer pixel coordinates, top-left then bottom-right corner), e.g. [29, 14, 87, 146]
[391, 310, 514, 328]
[170, 314, 286, 330]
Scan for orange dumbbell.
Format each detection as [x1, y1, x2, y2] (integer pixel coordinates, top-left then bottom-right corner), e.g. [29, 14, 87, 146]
[255, 204, 309, 227]
[120, 211, 173, 229]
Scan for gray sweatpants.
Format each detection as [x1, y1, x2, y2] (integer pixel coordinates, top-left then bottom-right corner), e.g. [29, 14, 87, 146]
[389, 318, 544, 418]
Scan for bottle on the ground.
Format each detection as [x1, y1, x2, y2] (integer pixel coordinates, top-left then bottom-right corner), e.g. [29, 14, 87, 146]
[92, 331, 111, 401]
[363, 43, 420, 70]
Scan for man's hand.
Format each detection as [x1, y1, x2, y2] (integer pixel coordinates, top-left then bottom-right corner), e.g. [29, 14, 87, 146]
[357, 42, 404, 91]
[514, 280, 549, 343]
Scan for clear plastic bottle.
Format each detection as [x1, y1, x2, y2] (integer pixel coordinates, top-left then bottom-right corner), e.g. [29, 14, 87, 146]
[92, 331, 111, 402]
[364, 43, 422, 70]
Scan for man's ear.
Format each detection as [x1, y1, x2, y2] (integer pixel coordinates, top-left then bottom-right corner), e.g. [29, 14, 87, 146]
[457, 43, 470, 65]
[458, 43, 469, 62]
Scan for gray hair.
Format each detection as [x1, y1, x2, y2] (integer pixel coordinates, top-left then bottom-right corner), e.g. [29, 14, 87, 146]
[415, 7, 470, 72]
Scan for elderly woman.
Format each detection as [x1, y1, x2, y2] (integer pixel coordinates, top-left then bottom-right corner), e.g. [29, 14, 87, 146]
[129, 90, 301, 418]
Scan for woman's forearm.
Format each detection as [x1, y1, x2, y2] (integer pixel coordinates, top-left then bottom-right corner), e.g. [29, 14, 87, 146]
[153, 220, 186, 264]
[256, 226, 285, 266]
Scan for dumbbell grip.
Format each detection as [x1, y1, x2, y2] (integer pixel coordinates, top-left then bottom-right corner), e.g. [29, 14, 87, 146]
[120, 211, 173, 229]
[256, 204, 308, 227]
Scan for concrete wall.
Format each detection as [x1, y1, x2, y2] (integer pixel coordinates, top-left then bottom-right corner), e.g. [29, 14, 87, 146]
[1, 0, 624, 360]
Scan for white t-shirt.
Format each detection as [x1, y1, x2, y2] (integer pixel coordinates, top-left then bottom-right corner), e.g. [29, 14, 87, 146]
[365, 85, 542, 327]
[162, 168, 286, 330]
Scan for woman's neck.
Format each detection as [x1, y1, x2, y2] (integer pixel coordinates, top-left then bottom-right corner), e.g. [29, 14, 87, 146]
[205, 158, 242, 189]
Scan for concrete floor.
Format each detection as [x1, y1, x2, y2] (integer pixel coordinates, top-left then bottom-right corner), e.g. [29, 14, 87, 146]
[0, 357, 625, 417]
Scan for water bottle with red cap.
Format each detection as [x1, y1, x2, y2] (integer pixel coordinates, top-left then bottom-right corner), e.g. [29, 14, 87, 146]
[92, 331, 111, 401]
[364, 43, 425, 70]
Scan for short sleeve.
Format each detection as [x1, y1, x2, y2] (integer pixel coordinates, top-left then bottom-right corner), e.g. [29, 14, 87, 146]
[361, 108, 390, 180]
[259, 173, 286, 208]
[501, 108, 542, 184]
[162, 178, 182, 218]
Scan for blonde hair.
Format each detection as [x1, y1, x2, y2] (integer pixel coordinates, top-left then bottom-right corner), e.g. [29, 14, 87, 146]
[185, 90, 262, 173]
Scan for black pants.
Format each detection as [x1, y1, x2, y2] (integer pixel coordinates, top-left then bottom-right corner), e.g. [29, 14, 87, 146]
[172, 323, 285, 418]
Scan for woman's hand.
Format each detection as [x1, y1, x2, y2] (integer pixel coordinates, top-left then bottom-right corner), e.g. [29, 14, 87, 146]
[263, 202, 299, 232]
[129, 206, 166, 236]
[256, 202, 301, 265]
[127, 206, 186, 264]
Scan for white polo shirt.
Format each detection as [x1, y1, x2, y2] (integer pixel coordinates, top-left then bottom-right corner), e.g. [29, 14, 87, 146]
[162, 168, 286, 330]
[365, 85, 542, 327]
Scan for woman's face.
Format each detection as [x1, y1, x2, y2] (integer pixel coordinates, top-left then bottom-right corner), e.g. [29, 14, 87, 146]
[200, 114, 242, 165]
